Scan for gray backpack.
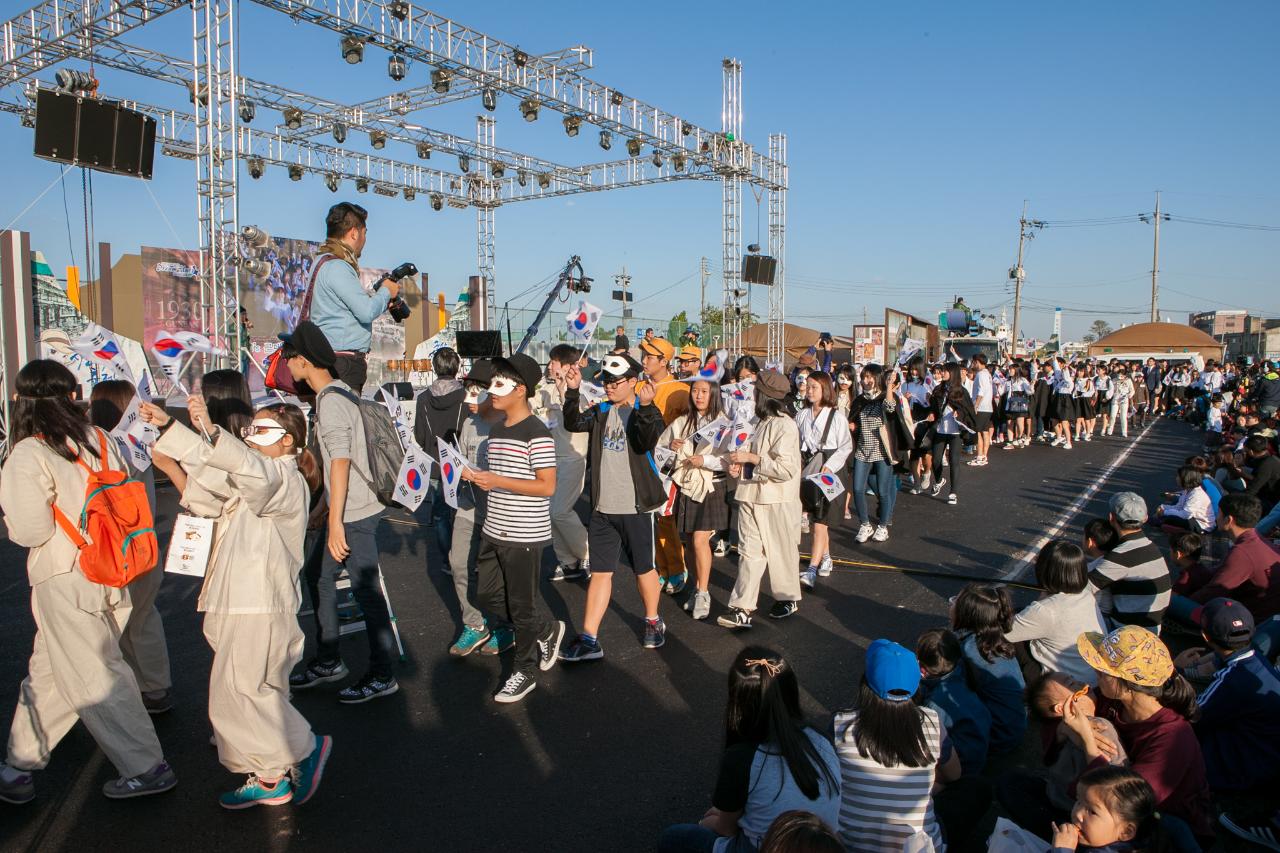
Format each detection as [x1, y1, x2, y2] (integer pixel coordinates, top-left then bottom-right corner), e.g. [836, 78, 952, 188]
[316, 385, 403, 507]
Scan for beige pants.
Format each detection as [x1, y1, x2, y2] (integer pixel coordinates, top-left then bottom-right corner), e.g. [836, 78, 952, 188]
[729, 500, 802, 612]
[551, 454, 589, 565]
[120, 567, 171, 694]
[7, 570, 164, 778]
[204, 611, 313, 778]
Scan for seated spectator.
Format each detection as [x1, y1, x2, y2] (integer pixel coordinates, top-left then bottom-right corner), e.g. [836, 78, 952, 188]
[1172, 598, 1280, 793]
[1066, 627, 1212, 841]
[1167, 532, 1212, 600]
[1167, 493, 1280, 624]
[916, 628, 991, 776]
[659, 647, 840, 853]
[1211, 447, 1246, 493]
[1242, 434, 1280, 506]
[757, 811, 844, 853]
[1051, 767, 1163, 853]
[1006, 541, 1107, 684]
[1082, 518, 1119, 570]
[951, 584, 1028, 752]
[1154, 466, 1215, 533]
[1088, 493, 1171, 631]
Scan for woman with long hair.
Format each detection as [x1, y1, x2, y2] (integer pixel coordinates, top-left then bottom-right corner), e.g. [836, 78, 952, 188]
[902, 360, 936, 494]
[926, 363, 977, 506]
[151, 368, 254, 492]
[796, 372, 852, 589]
[951, 583, 1028, 753]
[0, 360, 175, 804]
[664, 378, 730, 620]
[89, 379, 173, 714]
[1073, 364, 1097, 443]
[733, 355, 760, 384]
[1002, 362, 1034, 449]
[659, 647, 840, 853]
[847, 363, 913, 547]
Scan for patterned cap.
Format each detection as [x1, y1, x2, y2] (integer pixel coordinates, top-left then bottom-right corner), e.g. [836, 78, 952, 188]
[1077, 626, 1173, 687]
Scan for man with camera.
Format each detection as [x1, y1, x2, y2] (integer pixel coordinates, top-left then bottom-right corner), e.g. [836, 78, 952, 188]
[304, 202, 408, 393]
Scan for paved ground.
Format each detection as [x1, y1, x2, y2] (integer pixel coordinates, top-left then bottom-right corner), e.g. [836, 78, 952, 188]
[0, 419, 1206, 852]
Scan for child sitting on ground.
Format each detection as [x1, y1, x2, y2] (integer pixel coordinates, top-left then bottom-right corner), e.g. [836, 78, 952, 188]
[1082, 518, 1119, 570]
[916, 628, 992, 776]
[1052, 767, 1161, 853]
[1168, 531, 1211, 599]
[950, 583, 1027, 753]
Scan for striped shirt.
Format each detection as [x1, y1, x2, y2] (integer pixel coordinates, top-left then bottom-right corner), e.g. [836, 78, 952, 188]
[1088, 531, 1172, 629]
[481, 414, 556, 547]
[833, 707, 949, 853]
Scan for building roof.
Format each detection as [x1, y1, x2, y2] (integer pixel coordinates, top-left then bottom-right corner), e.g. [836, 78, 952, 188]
[1087, 322, 1225, 357]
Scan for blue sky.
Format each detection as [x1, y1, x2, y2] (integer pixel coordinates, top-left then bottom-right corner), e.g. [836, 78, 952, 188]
[2, 0, 1277, 341]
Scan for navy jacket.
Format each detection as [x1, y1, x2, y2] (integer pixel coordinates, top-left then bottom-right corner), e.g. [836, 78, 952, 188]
[922, 662, 992, 776]
[1194, 647, 1280, 792]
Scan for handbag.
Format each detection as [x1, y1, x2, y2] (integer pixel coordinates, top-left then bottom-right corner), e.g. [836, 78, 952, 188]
[1007, 391, 1030, 414]
[800, 408, 838, 512]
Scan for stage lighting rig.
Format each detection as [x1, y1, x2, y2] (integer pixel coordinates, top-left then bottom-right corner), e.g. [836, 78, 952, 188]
[239, 100, 256, 123]
[651, 151, 663, 168]
[188, 81, 209, 106]
[246, 157, 264, 179]
[431, 68, 451, 94]
[610, 91, 624, 107]
[355, 177, 369, 193]
[430, 193, 443, 210]
[598, 130, 612, 151]
[626, 138, 641, 157]
[332, 122, 347, 144]
[681, 121, 693, 136]
[370, 130, 387, 149]
[491, 162, 505, 179]
[458, 154, 470, 173]
[241, 225, 271, 249]
[536, 172, 551, 189]
[288, 164, 303, 181]
[512, 48, 528, 67]
[563, 114, 582, 138]
[416, 141, 432, 159]
[324, 173, 340, 192]
[240, 258, 271, 277]
[519, 97, 540, 122]
[517, 169, 528, 187]
[55, 69, 98, 95]
[341, 35, 363, 64]
[673, 152, 687, 171]
[387, 0, 410, 20]
[482, 88, 498, 111]
[283, 107, 302, 129]
[404, 187, 416, 201]
[388, 53, 407, 81]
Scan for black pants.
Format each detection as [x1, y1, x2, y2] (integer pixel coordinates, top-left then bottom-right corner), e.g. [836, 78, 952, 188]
[476, 539, 552, 675]
[934, 776, 995, 853]
[333, 352, 368, 394]
[930, 433, 962, 493]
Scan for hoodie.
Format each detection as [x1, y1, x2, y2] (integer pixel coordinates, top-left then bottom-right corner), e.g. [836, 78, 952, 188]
[414, 378, 466, 464]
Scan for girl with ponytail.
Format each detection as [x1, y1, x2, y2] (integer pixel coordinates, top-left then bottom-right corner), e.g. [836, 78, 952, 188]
[950, 583, 1028, 753]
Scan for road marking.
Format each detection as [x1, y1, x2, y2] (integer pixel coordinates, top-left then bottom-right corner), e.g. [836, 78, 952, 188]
[998, 419, 1158, 583]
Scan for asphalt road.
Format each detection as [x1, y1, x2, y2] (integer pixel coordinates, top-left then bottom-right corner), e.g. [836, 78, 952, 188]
[0, 419, 1203, 852]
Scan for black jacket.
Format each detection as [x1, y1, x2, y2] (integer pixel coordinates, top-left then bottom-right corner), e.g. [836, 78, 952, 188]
[563, 388, 667, 512]
[928, 382, 978, 432]
[414, 380, 467, 462]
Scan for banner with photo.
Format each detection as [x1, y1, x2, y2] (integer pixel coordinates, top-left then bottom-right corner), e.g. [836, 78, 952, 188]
[141, 246, 209, 395]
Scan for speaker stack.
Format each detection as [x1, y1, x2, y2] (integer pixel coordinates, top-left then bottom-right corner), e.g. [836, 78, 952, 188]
[33, 89, 157, 179]
[741, 254, 778, 286]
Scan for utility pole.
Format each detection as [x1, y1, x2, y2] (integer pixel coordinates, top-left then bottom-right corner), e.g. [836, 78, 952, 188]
[611, 267, 633, 322]
[1149, 190, 1162, 322]
[699, 256, 709, 330]
[1010, 201, 1043, 358]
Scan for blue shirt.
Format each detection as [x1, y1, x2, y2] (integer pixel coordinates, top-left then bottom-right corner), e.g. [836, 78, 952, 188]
[922, 661, 992, 776]
[956, 630, 1027, 753]
[309, 257, 390, 352]
[1194, 647, 1280, 791]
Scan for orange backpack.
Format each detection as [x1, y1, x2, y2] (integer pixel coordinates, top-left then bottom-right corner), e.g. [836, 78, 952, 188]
[51, 430, 159, 587]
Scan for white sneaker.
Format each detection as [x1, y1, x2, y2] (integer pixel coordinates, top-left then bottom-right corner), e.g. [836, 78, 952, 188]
[818, 553, 833, 577]
[799, 567, 817, 589]
[1051, 436, 1064, 447]
[930, 478, 947, 498]
[690, 590, 712, 620]
[855, 522, 874, 543]
[1084, 433, 1092, 442]
[1064, 442, 1073, 450]
[872, 525, 889, 542]
[947, 493, 958, 505]
[1002, 442, 1017, 450]
[919, 472, 932, 491]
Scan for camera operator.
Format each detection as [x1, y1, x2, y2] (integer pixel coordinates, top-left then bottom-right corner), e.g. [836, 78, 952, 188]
[303, 202, 400, 393]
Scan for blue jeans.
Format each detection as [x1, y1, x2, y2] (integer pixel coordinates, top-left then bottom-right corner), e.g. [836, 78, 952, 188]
[853, 457, 896, 526]
[658, 825, 756, 853]
[1257, 501, 1280, 537]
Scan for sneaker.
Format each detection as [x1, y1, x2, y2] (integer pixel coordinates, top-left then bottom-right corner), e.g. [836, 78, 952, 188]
[0, 763, 35, 805]
[690, 590, 712, 620]
[930, 478, 947, 498]
[1220, 812, 1280, 852]
[1002, 442, 1017, 450]
[562, 559, 590, 581]
[449, 624, 491, 657]
[768, 600, 799, 620]
[642, 618, 666, 650]
[800, 514, 810, 533]
[337, 674, 399, 705]
[290, 734, 332, 806]
[947, 493, 958, 506]
[102, 761, 177, 800]
[559, 636, 604, 662]
[712, 539, 729, 557]
[1084, 433, 1092, 442]
[1050, 436, 1064, 447]
[665, 572, 688, 595]
[480, 627, 515, 656]
[717, 607, 752, 629]
[818, 553, 833, 577]
[494, 671, 536, 704]
[538, 620, 566, 671]
[142, 690, 172, 715]
[219, 774, 293, 810]
[1063, 442, 1073, 450]
[919, 472, 932, 491]
[549, 563, 567, 582]
[872, 525, 889, 542]
[855, 522, 874, 543]
[799, 567, 817, 589]
[289, 659, 348, 690]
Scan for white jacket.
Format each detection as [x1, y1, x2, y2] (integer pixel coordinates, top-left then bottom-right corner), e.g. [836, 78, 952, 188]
[733, 415, 802, 506]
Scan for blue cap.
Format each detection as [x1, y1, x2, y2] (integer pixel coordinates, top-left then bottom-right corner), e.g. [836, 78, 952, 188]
[865, 639, 921, 702]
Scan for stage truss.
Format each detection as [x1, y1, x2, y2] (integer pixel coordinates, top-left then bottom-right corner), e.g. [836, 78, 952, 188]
[0, 0, 787, 365]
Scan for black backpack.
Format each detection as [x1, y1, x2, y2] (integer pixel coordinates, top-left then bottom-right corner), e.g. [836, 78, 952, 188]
[316, 385, 403, 507]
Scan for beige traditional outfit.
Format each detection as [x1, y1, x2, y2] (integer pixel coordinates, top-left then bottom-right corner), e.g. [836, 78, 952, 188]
[729, 415, 803, 611]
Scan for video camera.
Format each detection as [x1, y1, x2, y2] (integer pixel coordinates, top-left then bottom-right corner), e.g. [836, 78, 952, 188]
[374, 261, 417, 323]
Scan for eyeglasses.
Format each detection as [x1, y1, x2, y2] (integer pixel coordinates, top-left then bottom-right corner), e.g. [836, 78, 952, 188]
[241, 424, 285, 438]
[602, 376, 631, 388]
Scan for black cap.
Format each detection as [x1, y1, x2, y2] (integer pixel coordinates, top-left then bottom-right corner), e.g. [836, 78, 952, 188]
[279, 321, 336, 370]
[462, 358, 497, 385]
[1193, 597, 1255, 649]
[492, 353, 541, 397]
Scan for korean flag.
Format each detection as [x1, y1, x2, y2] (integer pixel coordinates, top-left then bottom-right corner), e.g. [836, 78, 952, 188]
[565, 299, 603, 344]
[393, 445, 435, 512]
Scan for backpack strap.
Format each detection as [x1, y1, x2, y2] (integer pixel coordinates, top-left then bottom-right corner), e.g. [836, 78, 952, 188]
[299, 254, 340, 324]
[315, 385, 376, 490]
[50, 428, 112, 549]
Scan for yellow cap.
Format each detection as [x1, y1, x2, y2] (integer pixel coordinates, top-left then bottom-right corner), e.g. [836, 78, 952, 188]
[1077, 626, 1173, 687]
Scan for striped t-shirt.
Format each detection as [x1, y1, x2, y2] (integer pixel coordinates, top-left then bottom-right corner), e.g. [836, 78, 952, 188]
[481, 414, 556, 547]
[1088, 531, 1172, 630]
[833, 706, 949, 853]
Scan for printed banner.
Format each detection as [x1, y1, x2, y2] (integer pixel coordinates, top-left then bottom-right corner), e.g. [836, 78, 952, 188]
[141, 247, 207, 395]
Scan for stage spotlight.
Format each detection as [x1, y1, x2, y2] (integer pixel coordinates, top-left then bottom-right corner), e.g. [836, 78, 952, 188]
[516, 169, 528, 187]
[536, 172, 551, 189]
[673, 152, 687, 171]
[238, 100, 256, 123]
[324, 173, 340, 192]
[246, 157, 264, 180]
[519, 97, 539, 122]
[681, 121, 692, 136]
[332, 122, 347, 144]
[288, 164, 303, 181]
[563, 114, 581, 138]
[430, 193, 443, 211]
[283, 107, 302, 129]
[370, 130, 387, 149]
[388, 0, 410, 20]
[355, 177, 369, 193]
[431, 68, 451, 94]
[341, 35, 363, 64]
[482, 88, 498, 112]
[416, 141, 432, 159]
[404, 187, 416, 201]
[512, 48, 528, 67]
[490, 162, 505, 179]
[598, 129, 612, 151]
[388, 53, 406, 81]
[651, 150, 663, 168]
[241, 225, 270, 248]
[610, 91, 624, 107]
[241, 258, 271, 277]
[626, 137, 641, 157]
[55, 69, 97, 95]
[458, 154, 470, 173]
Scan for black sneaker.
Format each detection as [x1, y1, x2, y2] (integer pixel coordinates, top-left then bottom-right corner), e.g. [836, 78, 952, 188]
[768, 600, 799, 620]
[494, 671, 536, 704]
[538, 621, 566, 672]
[716, 607, 752, 629]
[290, 660, 348, 690]
[337, 674, 399, 704]
[561, 560, 590, 581]
[642, 618, 666, 649]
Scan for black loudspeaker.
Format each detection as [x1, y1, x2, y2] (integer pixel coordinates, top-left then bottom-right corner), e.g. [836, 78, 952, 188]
[455, 330, 504, 358]
[33, 89, 156, 179]
[378, 382, 415, 401]
[742, 254, 777, 286]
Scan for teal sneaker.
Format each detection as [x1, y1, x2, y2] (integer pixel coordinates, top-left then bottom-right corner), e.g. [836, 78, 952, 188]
[479, 627, 515, 656]
[290, 734, 332, 806]
[664, 572, 688, 595]
[449, 624, 491, 657]
[219, 774, 293, 810]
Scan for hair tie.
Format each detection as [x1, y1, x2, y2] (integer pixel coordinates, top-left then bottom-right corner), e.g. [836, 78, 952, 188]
[744, 658, 782, 678]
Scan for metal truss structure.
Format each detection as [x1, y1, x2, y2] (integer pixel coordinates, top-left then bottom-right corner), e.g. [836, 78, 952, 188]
[0, 0, 788, 365]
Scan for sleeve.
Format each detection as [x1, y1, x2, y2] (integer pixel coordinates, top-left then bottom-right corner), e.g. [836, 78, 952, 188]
[528, 434, 557, 471]
[1005, 599, 1053, 643]
[0, 442, 57, 549]
[1088, 557, 1122, 591]
[937, 724, 954, 766]
[710, 744, 756, 813]
[560, 389, 596, 433]
[1189, 550, 1250, 604]
[825, 408, 853, 471]
[1192, 671, 1237, 731]
[413, 392, 432, 453]
[202, 427, 303, 519]
[629, 403, 666, 453]
[323, 262, 390, 325]
[317, 390, 355, 461]
[751, 419, 801, 484]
